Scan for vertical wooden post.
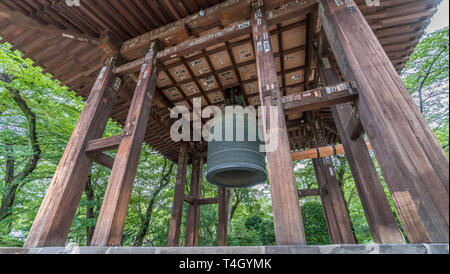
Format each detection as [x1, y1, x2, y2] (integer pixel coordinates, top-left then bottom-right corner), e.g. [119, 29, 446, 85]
[91, 42, 160, 246]
[252, 1, 306, 245]
[168, 143, 189, 247]
[185, 153, 203, 247]
[317, 49, 404, 243]
[310, 118, 356, 244]
[218, 187, 228, 246]
[24, 56, 121, 247]
[320, 0, 448, 242]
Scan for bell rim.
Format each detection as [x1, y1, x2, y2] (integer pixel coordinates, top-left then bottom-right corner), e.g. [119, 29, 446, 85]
[206, 163, 267, 188]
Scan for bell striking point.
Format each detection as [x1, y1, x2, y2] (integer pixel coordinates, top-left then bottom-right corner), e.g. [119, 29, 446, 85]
[206, 105, 267, 188]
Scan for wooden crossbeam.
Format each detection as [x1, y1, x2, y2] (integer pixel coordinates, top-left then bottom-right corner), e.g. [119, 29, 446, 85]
[183, 195, 219, 205]
[298, 188, 321, 198]
[119, 0, 318, 61]
[115, 0, 317, 76]
[291, 142, 373, 161]
[90, 152, 115, 169]
[0, 9, 99, 45]
[198, 197, 220, 205]
[85, 135, 123, 153]
[282, 82, 358, 114]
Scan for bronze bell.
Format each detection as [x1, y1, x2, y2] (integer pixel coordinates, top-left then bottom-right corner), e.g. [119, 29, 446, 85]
[206, 106, 267, 188]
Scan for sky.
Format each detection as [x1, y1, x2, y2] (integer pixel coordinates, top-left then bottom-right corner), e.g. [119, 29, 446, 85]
[426, 0, 449, 33]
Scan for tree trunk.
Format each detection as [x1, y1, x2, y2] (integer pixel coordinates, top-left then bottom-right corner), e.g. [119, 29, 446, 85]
[133, 197, 156, 246]
[0, 73, 41, 223]
[85, 176, 95, 246]
[226, 189, 234, 231]
[133, 160, 174, 246]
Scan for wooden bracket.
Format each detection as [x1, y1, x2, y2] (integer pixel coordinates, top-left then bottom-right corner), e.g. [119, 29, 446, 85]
[85, 135, 123, 153]
[184, 195, 220, 206]
[88, 152, 115, 169]
[298, 188, 322, 198]
[99, 31, 123, 56]
[348, 109, 364, 140]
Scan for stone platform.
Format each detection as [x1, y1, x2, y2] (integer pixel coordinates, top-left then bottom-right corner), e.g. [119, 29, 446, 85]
[1, 244, 448, 254]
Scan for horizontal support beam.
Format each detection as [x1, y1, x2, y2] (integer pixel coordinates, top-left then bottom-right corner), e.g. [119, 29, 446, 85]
[291, 141, 373, 161]
[184, 195, 219, 205]
[184, 195, 195, 205]
[283, 82, 358, 114]
[85, 135, 123, 153]
[0, 9, 99, 45]
[90, 152, 115, 169]
[298, 188, 321, 198]
[119, 0, 317, 61]
[198, 197, 219, 205]
[115, 0, 317, 75]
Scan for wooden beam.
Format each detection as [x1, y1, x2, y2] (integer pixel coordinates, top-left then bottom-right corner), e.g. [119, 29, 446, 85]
[320, 0, 448, 243]
[291, 142, 372, 161]
[317, 49, 404, 244]
[218, 187, 228, 246]
[282, 82, 358, 114]
[298, 188, 321, 198]
[348, 113, 364, 141]
[198, 197, 220, 205]
[0, 9, 99, 45]
[119, 0, 318, 61]
[24, 56, 121, 248]
[90, 152, 115, 169]
[168, 143, 189, 247]
[185, 153, 203, 247]
[310, 117, 356, 244]
[91, 42, 160, 246]
[184, 195, 195, 205]
[85, 135, 123, 153]
[252, 3, 306, 245]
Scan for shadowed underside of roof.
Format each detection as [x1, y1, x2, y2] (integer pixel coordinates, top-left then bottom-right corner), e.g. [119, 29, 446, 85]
[0, 0, 441, 163]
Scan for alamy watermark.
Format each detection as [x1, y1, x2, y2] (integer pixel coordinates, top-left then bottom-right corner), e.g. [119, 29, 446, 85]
[365, 0, 380, 6]
[65, 0, 80, 7]
[170, 98, 280, 153]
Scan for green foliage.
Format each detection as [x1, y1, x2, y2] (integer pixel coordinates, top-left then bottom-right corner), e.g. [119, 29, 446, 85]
[402, 27, 449, 126]
[300, 202, 330, 245]
[403, 27, 449, 93]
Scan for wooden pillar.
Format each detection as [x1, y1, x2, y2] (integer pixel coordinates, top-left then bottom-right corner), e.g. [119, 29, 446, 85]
[168, 143, 189, 247]
[185, 153, 203, 247]
[24, 56, 121, 247]
[252, 2, 306, 245]
[218, 187, 228, 246]
[91, 42, 160, 246]
[310, 118, 356, 244]
[320, 0, 449, 242]
[317, 49, 404, 244]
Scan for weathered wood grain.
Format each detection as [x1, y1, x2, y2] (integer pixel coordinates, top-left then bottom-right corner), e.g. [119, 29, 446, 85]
[320, 0, 448, 242]
[317, 49, 404, 244]
[91, 43, 160, 246]
[252, 3, 306, 245]
[218, 187, 228, 246]
[168, 143, 189, 247]
[24, 57, 121, 247]
[185, 153, 204, 247]
[310, 118, 356, 244]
